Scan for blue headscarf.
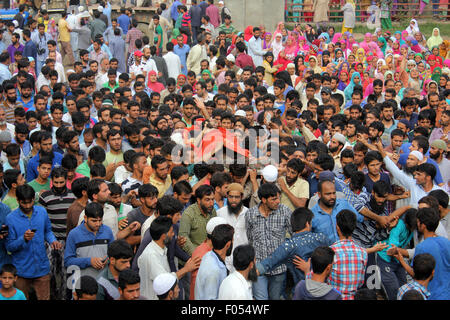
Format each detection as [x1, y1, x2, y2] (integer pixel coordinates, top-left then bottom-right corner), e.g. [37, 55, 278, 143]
[318, 32, 331, 44]
[344, 72, 362, 101]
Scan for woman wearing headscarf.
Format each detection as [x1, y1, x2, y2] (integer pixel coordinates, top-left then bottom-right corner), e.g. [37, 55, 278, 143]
[359, 33, 373, 53]
[271, 33, 284, 61]
[344, 71, 362, 101]
[341, 0, 356, 33]
[405, 19, 419, 37]
[284, 35, 299, 61]
[394, 31, 405, 46]
[439, 40, 450, 59]
[244, 26, 253, 42]
[273, 50, 292, 74]
[356, 47, 367, 66]
[263, 32, 272, 50]
[431, 66, 442, 85]
[147, 70, 165, 93]
[318, 32, 331, 44]
[378, 37, 387, 57]
[427, 28, 443, 50]
[176, 74, 187, 92]
[408, 67, 422, 91]
[337, 69, 349, 91]
[298, 35, 310, 53]
[307, 55, 322, 74]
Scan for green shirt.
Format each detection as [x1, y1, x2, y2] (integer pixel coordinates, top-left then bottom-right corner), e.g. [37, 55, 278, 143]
[3, 194, 18, 211]
[76, 160, 91, 177]
[217, 23, 236, 35]
[28, 179, 50, 194]
[178, 203, 217, 256]
[175, 15, 183, 30]
[154, 24, 163, 49]
[103, 151, 124, 168]
[103, 81, 119, 92]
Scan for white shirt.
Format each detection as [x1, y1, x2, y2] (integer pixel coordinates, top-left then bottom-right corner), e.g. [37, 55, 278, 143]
[54, 62, 66, 83]
[216, 206, 248, 272]
[163, 51, 181, 80]
[0, 123, 15, 139]
[77, 203, 119, 239]
[114, 165, 131, 185]
[218, 271, 253, 300]
[137, 240, 177, 300]
[142, 58, 158, 74]
[140, 214, 157, 242]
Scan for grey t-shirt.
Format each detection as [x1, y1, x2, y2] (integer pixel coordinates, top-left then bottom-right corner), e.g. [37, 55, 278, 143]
[127, 208, 152, 236]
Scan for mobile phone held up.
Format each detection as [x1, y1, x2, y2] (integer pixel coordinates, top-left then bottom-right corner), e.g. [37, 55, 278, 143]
[0, 225, 8, 236]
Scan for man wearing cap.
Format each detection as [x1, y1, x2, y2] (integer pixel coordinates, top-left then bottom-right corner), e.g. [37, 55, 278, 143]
[429, 139, 449, 186]
[329, 133, 346, 174]
[375, 140, 444, 209]
[0, 131, 12, 165]
[189, 216, 227, 299]
[217, 183, 249, 272]
[320, 87, 332, 105]
[153, 273, 180, 300]
[129, 50, 147, 83]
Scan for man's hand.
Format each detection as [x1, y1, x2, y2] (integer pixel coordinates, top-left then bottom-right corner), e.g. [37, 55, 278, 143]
[388, 216, 399, 229]
[24, 229, 35, 242]
[119, 218, 128, 230]
[127, 221, 141, 233]
[184, 256, 202, 272]
[293, 255, 310, 274]
[386, 244, 398, 256]
[277, 177, 287, 191]
[91, 256, 108, 270]
[249, 169, 258, 183]
[51, 241, 63, 250]
[370, 242, 389, 253]
[177, 236, 187, 247]
[377, 215, 391, 229]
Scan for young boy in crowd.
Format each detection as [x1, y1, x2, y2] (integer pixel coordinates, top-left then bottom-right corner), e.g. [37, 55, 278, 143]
[0, 264, 27, 300]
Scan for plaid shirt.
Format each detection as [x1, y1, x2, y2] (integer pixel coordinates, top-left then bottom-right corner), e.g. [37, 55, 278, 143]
[397, 281, 431, 300]
[126, 27, 144, 54]
[352, 191, 389, 248]
[329, 239, 368, 300]
[335, 178, 367, 207]
[245, 204, 292, 276]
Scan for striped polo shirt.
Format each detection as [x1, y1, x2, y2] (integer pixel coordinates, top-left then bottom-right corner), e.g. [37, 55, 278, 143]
[1, 100, 24, 124]
[39, 188, 77, 241]
[181, 12, 191, 27]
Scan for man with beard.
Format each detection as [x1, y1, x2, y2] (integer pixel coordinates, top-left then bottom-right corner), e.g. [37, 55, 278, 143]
[96, 240, 134, 300]
[26, 131, 63, 182]
[12, 123, 30, 159]
[429, 110, 450, 143]
[65, 201, 115, 279]
[103, 129, 124, 182]
[380, 102, 398, 146]
[1, 83, 24, 124]
[38, 167, 77, 300]
[245, 183, 292, 300]
[0, 108, 15, 138]
[63, 130, 87, 165]
[328, 133, 346, 175]
[149, 155, 171, 198]
[195, 223, 234, 300]
[138, 216, 202, 300]
[278, 158, 309, 211]
[311, 180, 363, 244]
[428, 140, 449, 186]
[217, 183, 249, 272]
[179, 185, 218, 256]
[89, 122, 109, 152]
[247, 27, 267, 67]
[351, 180, 393, 249]
[211, 172, 232, 211]
[368, 121, 385, 145]
[153, 116, 172, 138]
[77, 179, 140, 241]
[218, 244, 257, 300]
[17, 82, 34, 111]
[5, 184, 62, 300]
[126, 184, 159, 247]
[255, 207, 331, 292]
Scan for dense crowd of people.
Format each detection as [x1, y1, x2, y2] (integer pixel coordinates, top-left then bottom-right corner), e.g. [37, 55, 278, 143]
[0, 0, 449, 302]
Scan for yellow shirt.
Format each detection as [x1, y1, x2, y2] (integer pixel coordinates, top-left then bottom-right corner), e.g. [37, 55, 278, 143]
[280, 176, 309, 211]
[58, 18, 70, 42]
[149, 173, 172, 198]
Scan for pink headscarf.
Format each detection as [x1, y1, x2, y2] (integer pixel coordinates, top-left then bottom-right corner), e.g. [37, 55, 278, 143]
[284, 35, 299, 57]
[298, 36, 310, 53]
[332, 33, 343, 44]
[147, 71, 165, 93]
[360, 33, 372, 52]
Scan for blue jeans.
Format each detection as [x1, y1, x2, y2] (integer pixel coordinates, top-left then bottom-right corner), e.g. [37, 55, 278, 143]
[376, 255, 407, 300]
[252, 272, 286, 300]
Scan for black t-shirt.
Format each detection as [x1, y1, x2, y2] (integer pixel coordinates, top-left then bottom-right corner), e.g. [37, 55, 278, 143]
[69, 0, 80, 6]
